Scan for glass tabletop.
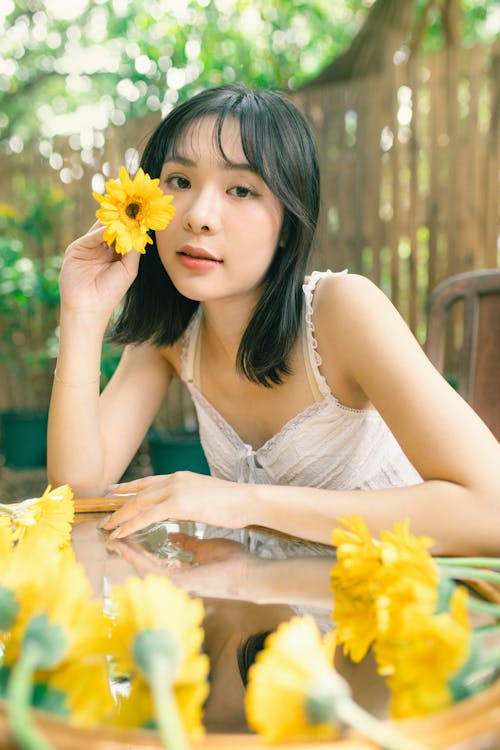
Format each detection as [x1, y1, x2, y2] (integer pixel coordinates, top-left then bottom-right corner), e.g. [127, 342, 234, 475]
[71, 512, 390, 735]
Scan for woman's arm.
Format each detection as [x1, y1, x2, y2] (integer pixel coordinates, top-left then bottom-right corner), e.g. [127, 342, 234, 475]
[47, 223, 172, 495]
[103, 274, 500, 555]
[289, 273, 500, 554]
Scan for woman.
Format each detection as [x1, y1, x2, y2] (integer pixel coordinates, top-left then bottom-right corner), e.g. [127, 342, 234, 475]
[48, 84, 500, 555]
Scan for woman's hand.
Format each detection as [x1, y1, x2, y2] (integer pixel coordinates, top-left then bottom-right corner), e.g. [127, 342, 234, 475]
[102, 472, 251, 537]
[59, 221, 140, 320]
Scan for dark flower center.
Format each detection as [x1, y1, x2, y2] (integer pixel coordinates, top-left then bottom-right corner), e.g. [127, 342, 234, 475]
[125, 202, 140, 219]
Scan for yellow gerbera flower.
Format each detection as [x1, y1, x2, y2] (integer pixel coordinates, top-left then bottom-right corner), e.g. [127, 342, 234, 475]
[245, 616, 341, 742]
[2, 543, 111, 749]
[93, 166, 176, 255]
[0, 536, 60, 632]
[331, 516, 439, 662]
[0, 515, 13, 557]
[375, 523, 437, 637]
[109, 575, 209, 743]
[379, 520, 437, 588]
[2, 545, 107, 666]
[331, 515, 383, 661]
[246, 616, 421, 750]
[0, 484, 74, 550]
[375, 586, 471, 718]
[115, 675, 209, 739]
[42, 660, 115, 728]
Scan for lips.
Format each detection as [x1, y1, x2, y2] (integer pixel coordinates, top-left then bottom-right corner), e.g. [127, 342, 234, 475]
[177, 244, 222, 262]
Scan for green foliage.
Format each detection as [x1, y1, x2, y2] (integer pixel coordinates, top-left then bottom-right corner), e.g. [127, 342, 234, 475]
[0, 187, 69, 405]
[1, 1, 497, 154]
[0, 0, 384, 150]
[415, 0, 498, 51]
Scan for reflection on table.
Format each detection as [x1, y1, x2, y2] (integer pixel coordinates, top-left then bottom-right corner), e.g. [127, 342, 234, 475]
[71, 513, 389, 734]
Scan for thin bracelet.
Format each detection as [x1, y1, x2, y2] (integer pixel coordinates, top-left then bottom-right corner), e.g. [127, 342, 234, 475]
[54, 368, 101, 387]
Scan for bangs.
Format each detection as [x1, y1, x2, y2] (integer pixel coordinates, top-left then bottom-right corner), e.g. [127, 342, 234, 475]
[160, 99, 279, 199]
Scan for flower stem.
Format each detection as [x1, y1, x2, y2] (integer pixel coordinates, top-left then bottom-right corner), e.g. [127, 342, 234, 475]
[437, 557, 500, 570]
[465, 598, 500, 617]
[337, 698, 422, 750]
[150, 658, 188, 750]
[0, 503, 16, 517]
[475, 622, 500, 636]
[439, 566, 500, 584]
[6, 646, 55, 750]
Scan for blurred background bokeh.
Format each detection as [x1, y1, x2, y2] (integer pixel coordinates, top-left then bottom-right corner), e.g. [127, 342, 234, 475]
[0, 0, 498, 491]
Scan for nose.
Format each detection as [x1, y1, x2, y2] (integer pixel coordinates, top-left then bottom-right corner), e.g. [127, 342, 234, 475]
[183, 186, 221, 235]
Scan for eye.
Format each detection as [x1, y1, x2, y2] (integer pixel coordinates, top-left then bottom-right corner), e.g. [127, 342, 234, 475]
[166, 175, 190, 190]
[229, 185, 256, 199]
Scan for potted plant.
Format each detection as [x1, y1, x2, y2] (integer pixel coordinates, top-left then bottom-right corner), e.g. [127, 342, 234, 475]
[146, 381, 210, 476]
[147, 426, 210, 476]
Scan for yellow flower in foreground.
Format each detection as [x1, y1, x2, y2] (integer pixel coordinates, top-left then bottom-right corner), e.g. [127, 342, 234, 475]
[0, 536, 59, 633]
[94, 166, 175, 255]
[43, 660, 115, 728]
[0, 516, 13, 557]
[115, 675, 209, 737]
[0, 484, 74, 549]
[375, 586, 471, 718]
[331, 516, 438, 662]
[110, 575, 209, 739]
[246, 616, 340, 743]
[379, 520, 436, 590]
[2, 544, 107, 666]
[331, 515, 383, 661]
[1, 541, 112, 748]
[246, 616, 425, 750]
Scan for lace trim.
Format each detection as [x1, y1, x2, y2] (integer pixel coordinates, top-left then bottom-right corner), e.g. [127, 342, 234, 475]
[189, 385, 246, 452]
[188, 383, 350, 456]
[302, 269, 346, 400]
[302, 270, 376, 415]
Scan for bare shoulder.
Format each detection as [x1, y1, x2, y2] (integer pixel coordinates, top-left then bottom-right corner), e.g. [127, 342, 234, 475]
[313, 272, 390, 315]
[310, 272, 427, 395]
[313, 274, 401, 337]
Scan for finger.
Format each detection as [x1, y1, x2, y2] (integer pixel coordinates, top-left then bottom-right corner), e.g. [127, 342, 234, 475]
[112, 540, 160, 575]
[110, 503, 176, 539]
[102, 485, 167, 530]
[121, 246, 141, 278]
[78, 224, 107, 245]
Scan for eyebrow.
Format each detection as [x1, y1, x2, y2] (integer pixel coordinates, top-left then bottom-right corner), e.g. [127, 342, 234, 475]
[164, 154, 255, 172]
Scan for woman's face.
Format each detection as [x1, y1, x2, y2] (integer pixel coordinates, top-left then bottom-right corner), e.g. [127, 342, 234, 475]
[155, 116, 284, 307]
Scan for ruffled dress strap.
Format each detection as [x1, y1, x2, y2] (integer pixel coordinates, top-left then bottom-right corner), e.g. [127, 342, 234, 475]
[301, 269, 348, 401]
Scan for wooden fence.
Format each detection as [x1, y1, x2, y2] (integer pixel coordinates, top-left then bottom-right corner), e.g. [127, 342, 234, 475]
[293, 40, 500, 340]
[0, 41, 498, 419]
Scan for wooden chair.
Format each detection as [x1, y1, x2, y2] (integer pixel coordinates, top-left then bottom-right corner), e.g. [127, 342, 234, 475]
[425, 268, 500, 441]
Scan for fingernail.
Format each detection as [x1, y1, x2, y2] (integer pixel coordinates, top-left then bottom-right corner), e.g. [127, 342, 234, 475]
[108, 527, 122, 540]
[108, 483, 119, 491]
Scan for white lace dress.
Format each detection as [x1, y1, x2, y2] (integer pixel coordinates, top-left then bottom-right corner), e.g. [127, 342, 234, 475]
[180, 270, 422, 558]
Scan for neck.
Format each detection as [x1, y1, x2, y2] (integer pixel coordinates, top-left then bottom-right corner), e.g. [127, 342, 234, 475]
[200, 293, 259, 365]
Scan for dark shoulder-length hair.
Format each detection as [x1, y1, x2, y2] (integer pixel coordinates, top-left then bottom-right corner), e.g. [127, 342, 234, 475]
[111, 83, 320, 386]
